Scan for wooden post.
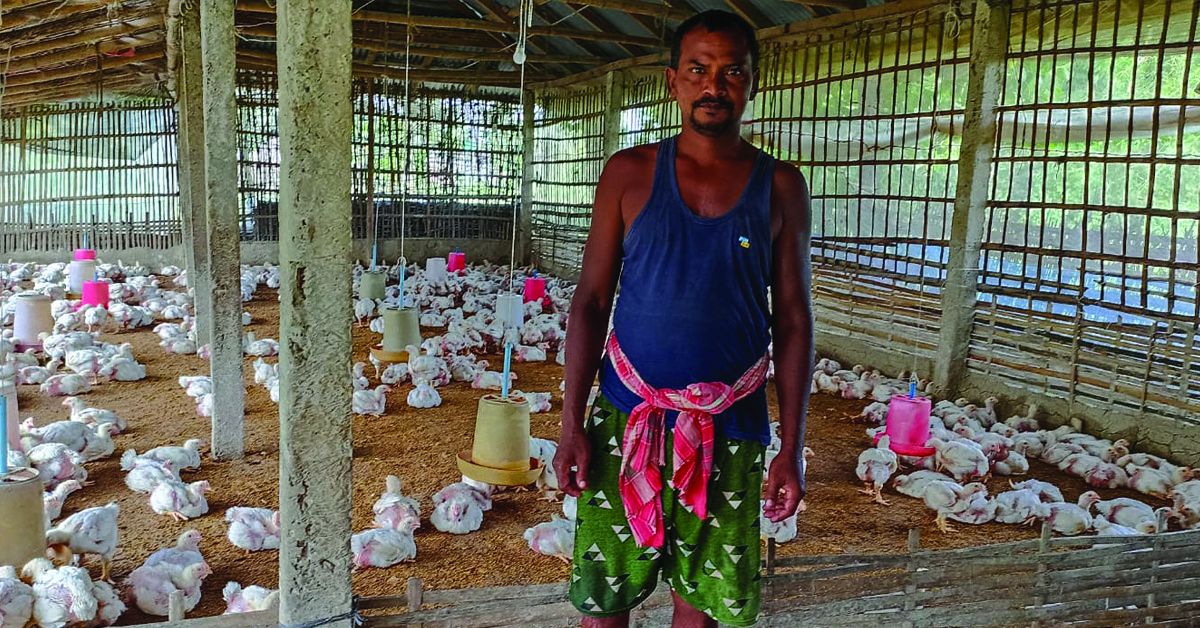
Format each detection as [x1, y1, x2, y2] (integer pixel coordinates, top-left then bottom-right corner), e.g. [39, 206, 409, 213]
[365, 78, 376, 258]
[201, 0, 245, 460]
[1031, 520, 1051, 628]
[902, 527, 920, 627]
[167, 590, 185, 622]
[275, 0, 354, 626]
[932, 0, 1011, 395]
[406, 577, 423, 612]
[602, 69, 625, 160]
[518, 92, 535, 266]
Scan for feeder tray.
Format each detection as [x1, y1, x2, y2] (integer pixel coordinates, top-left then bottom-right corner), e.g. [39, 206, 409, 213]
[370, 345, 410, 364]
[873, 434, 936, 457]
[457, 453, 543, 487]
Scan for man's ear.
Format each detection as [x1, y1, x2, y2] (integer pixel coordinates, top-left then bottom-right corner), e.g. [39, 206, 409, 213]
[665, 66, 677, 99]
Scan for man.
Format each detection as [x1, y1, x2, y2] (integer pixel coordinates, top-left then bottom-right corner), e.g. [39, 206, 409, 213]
[553, 9, 814, 628]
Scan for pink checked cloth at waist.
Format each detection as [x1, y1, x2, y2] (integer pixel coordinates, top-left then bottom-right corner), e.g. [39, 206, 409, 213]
[606, 331, 770, 548]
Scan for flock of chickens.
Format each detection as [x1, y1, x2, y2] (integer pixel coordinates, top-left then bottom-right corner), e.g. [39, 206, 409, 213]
[6, 254, 1200, 628]
[815, 358, 1200, 536]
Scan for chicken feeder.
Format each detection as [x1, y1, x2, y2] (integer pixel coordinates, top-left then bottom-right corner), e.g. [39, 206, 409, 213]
[13, 293, 53, 351]
[79, 280, 110, 309]
[495, 294, 524, 331]
[358, 270, 386, 300]
[1, 384, 18, 452]
[426, 257, 449, 284]
[68, 258, 97, 297]
[0, 468, 47, 568]
[371, 305, 421, 363]
[457, 394, 542, 487]
[874, 395, 935, 456]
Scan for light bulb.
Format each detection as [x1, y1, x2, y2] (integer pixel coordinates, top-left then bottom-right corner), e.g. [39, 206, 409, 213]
[513, 43, 526, 65]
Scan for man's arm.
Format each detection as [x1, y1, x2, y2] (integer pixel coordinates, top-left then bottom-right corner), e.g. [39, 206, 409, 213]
[553, 150, 632, 497]
[763, 162, 815, 522]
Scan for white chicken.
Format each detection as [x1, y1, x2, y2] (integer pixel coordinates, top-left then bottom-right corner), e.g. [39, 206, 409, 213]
[40, 374, 92, 397]
[1044, 493, 1100, 536]
[922, 480, 988, 533]
[892, 470, 956, 499]
[856, 436, 899, 506]
[62, 398, 124, 433]
[514, 390, 553, 414]
[992, 489, 1049, 525]
[21, 559, 97, 628]
[529, 437, 560, 502]
[406, 345, 450, 387]
[122, 439, 203, 472]
[0, 565, 34, 628]
[252, 358, 277, 386]
[20, 419, 102, 461]
[1009, 478, 1064, 504]
[352, 362, 370, 392]
[225, 507, 281, 552]
[406, 380, 442, 409]
[372, 476, 421, 532]
[760, 500, 798, 544]
[123, 459, 179, 494]
[42, 480, 84, 529]
[242, 333, 279, 357]
[45, 502, 121, 582]
[928, 438, 990, 482]
[471, 370, 516, 391]
[1085, 492, 1169, 532]
[27, 443, 87, 489]
[351, 526, 417, 569]
[524, 516, 575, 563]
[149, 480, 211, 521]
[222, 582, 279, 615]
[431, 495, 484, 535]
[353, 385, 389, 416]
[379, 362, 410, 385]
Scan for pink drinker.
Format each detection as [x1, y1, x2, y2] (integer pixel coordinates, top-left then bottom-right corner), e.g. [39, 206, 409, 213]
[74, 249, 96, 261]
[523, 273, 546, 303]
[80, 281, 110, 309]
[874, 395, 936, 456]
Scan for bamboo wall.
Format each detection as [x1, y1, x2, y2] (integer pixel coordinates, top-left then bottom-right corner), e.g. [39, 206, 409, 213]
[0, 100, 182, 252]
[527, 0, 1200, 457]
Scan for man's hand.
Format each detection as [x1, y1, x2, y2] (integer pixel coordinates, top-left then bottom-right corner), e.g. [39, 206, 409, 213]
[553, 427, 592, 498]
[763, 451, 806, 522]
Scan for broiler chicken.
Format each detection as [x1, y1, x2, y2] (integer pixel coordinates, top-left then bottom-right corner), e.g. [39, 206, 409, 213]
[351, 527, 417, 569]
[225, 508, 281, 552]
[0, 565, 34, 628]
[928, 438, 989, 482]
[40, 374, 92, 397]
[892, 470, 955, 499]
[922, 480, 987, 533]
[62, 398, 124, 433]
[406, 380, 441, 409]
[352, 385, 389, 416]
[1086, 492, 1170, 532]
[855, 436, 900, 506]
[524, 516, 575, 563]
[372, 476, 421, 532]
[241, 333, 278, 357]
[123, 439, 203, 472]
[43, 480, 84, 530]
[759, 500, 798, 544]
[1009, 478, 1064, 504]
[149, 480, 211, 521]
[993, 489, 1048, 525]
[1044, 493, 1100, 536]
[20, 419, 102, 460]
[222, 582, 279, 615]
[379, 362, 410, 385]
[406, 345, 450, 387]
[45, 502, 121, 582]
[21, 559, 97, 628]
[27, 443, 87, 489]
[123, 459, 179, 494]
[471, 369, 516, 391]
[127, 530, 211, 615]
[431, 495, 484, 535]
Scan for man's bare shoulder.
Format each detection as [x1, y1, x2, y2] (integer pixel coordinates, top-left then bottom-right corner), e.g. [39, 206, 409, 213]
[771, 159, 807, 195]
[603, 143, 659, 182]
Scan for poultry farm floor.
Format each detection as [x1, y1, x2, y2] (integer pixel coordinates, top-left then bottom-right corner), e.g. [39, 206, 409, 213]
[15, 286, 1174, 625]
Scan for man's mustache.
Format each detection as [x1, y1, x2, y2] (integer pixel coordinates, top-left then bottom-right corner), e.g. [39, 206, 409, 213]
[693, 97, 732, 109]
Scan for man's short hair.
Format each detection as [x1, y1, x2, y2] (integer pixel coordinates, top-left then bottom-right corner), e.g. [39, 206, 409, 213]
[670, 10, 759, 72]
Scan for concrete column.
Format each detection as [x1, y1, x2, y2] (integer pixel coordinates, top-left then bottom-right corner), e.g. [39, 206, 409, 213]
[602, 70, 626, 159]
[933, 0, 1012, 394]
[200, 0, 244, 460]
[275, 0, 354, 626]
[518, 93, 535, 266]
[177, 1, 212, 344]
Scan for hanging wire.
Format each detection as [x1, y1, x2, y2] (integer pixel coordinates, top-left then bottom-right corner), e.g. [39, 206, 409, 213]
[508, 0, 533, 292]
[398, 0, 412, 295]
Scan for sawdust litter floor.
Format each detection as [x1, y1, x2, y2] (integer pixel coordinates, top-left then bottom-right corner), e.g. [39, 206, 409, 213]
[13, 287, 1172, 624]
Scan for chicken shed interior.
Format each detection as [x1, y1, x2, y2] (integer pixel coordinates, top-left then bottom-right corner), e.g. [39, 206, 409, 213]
[2, 0, 1200, 626]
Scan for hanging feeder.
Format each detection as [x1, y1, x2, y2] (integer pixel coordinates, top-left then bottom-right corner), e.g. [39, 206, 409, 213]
[457, 394, 542, 486]
[371, 305, 421, 363]
[13, 294, 53, 351]
[358, 270, 386, 300]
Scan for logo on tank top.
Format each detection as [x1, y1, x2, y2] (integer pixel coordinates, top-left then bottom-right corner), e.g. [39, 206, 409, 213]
[737, 236, 750, 249]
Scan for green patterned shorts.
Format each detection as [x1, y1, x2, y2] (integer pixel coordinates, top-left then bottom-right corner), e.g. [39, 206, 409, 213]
[569, 394, 766, 626]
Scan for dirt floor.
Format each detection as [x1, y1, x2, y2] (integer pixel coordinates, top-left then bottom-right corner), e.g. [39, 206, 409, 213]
[12, 284, 1176, 624]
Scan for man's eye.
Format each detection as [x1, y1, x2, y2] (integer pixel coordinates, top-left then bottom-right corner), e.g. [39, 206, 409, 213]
[728, 68, 743, 76]
[691, 67, 704, 73]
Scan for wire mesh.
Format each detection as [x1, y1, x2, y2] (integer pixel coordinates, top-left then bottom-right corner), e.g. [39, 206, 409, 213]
[0, 100, 181, 253]
[973, 0, 1200, 422]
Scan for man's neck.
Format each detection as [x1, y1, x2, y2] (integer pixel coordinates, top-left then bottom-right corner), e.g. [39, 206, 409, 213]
[676, 127, 751, 164]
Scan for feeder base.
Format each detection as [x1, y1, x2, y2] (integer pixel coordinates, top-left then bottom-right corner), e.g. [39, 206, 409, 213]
[457, 452, 543, 487]
[370, 345, 410, 364]
[873, 434, 935, 457]
[13, 343, 42, 353]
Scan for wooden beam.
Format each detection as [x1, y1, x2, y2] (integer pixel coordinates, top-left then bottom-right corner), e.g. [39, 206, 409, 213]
[236, 50, 546, 86]
[1, 31, 165, 75]
[548, 0, 689, 21]
[1, 19, 160, 58]
[565, 5, 648, 56]
[776, 0, 863, 10]
[236, 0, 664, 48]
[722, 0, 772, 29]
[2, 45, 164, 88]
[1, 2, 141, 38]
[0, 73, 153, 107]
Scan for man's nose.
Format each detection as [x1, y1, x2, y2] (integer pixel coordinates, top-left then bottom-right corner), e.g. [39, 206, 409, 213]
[700, 71, 727, 96]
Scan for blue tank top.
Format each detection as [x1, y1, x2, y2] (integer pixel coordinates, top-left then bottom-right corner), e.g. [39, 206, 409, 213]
[598, 136, 774, 445]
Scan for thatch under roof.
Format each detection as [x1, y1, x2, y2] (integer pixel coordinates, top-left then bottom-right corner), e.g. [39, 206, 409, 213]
[0, 0, 888, 111]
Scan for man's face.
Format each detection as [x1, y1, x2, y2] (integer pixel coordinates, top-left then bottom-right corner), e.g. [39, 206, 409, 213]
[667, 27, 757, 138]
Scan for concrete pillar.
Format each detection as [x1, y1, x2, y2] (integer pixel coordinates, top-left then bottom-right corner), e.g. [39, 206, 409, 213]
[176, 0, 212, 344]
[933, 0, 1012, 394]
[200, 0, 244, 460]
[275, 0, 354, 626]
[602, 70, 625, 159]
[518, 93, 535, 266]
